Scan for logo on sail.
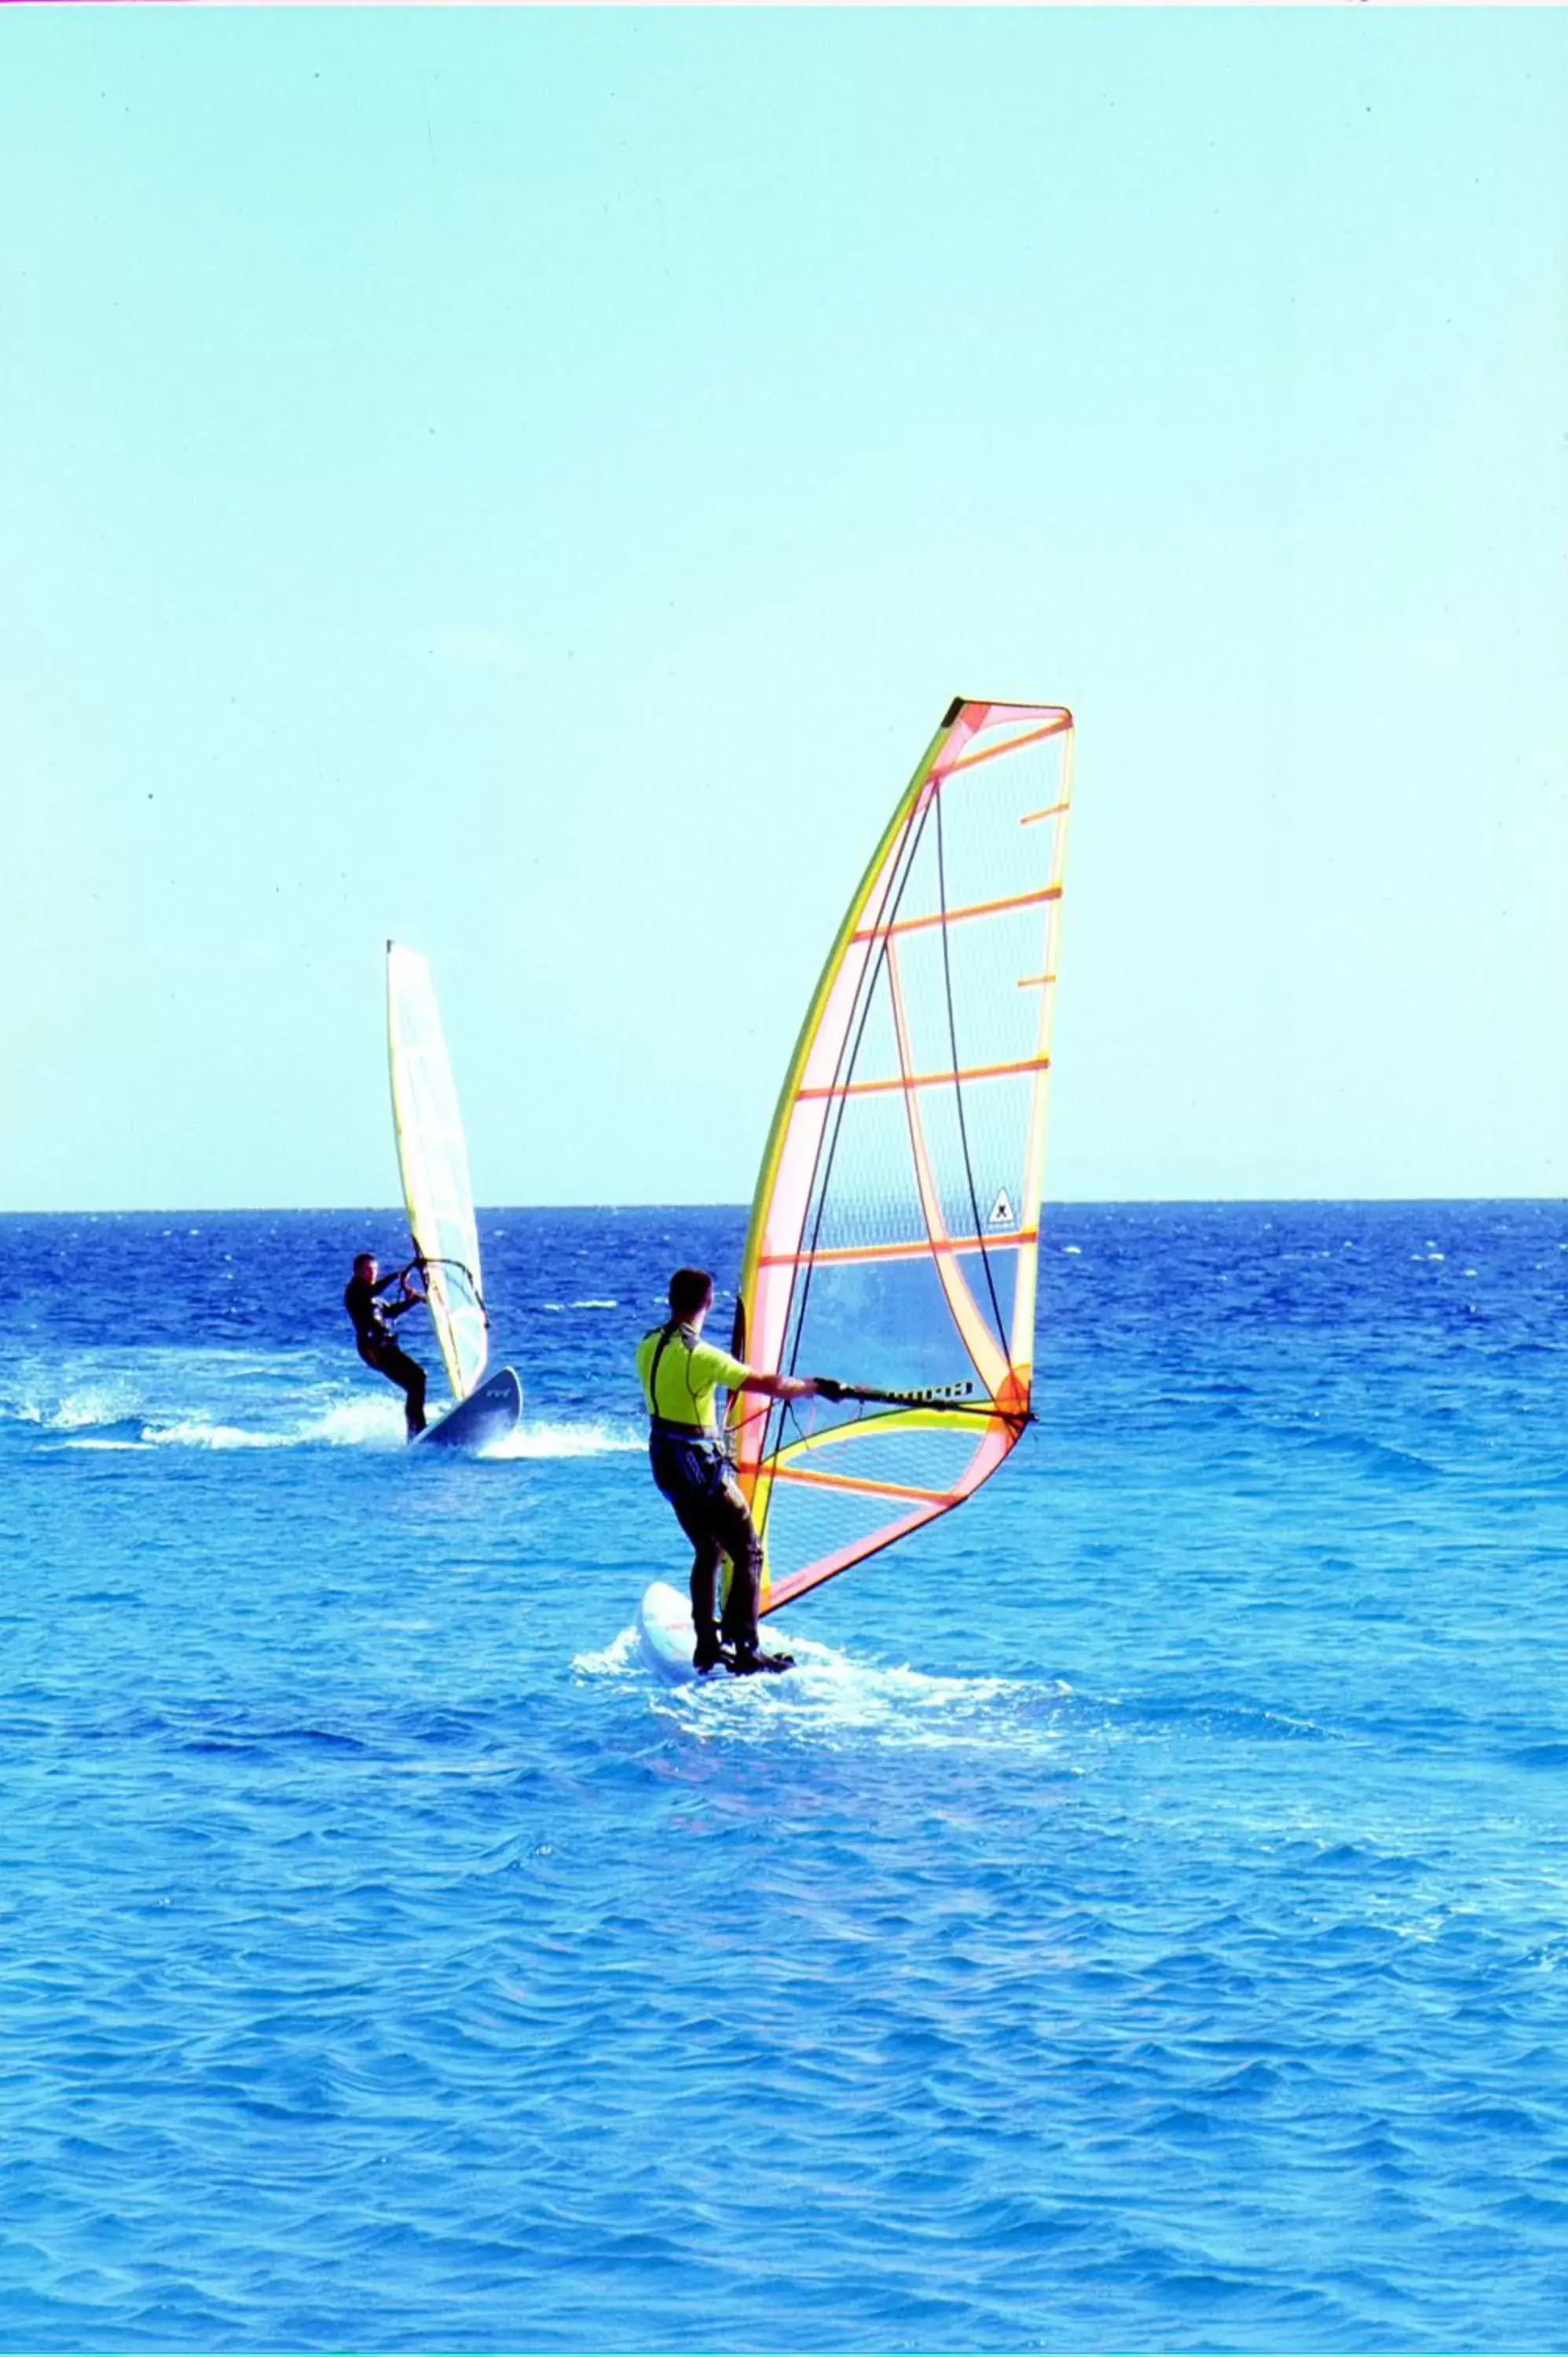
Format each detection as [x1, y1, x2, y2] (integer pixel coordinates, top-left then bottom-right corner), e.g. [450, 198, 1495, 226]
[987, 1188, 1016, 1230]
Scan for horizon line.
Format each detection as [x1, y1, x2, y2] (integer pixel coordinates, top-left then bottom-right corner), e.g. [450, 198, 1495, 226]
[1, 1193, 1563, 1219]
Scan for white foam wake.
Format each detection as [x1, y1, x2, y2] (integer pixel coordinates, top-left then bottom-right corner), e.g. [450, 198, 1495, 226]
[572, 1626, 642, 1676]
[302, 1398, 408, 1450]
[145, 1419, 291, 1450]
[578, 1616, 1069, 1756]
[10, 1381, 142, 1431]
[483, 1420, 642, 1461]
[60, 1396, 409, 1453]
[54, 1402, 641, 1459]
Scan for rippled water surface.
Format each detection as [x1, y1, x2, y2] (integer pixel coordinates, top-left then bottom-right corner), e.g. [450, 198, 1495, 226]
[5, 1201, 1568, 2353]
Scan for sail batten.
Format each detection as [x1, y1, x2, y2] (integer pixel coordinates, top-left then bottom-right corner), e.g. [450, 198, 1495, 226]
[850, 882, 1063, 942]
[386, 944, 489, 1406]
[797, 1052, 1051, 1102]
[761, 1231, 1039, 1270]
[727, 699, 1073, 1618]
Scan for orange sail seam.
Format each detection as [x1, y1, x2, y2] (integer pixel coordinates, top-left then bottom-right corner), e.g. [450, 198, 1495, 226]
[852, 883, 1062, 944]
[941, 716, 1072, 774]
[797, 1054, 1050, 1103]
[768, 1465, 959, 1507]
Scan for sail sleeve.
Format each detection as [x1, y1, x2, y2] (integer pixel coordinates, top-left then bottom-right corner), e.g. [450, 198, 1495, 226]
[728, 699, 1073, 1615]
[386, 943, 489, 1405]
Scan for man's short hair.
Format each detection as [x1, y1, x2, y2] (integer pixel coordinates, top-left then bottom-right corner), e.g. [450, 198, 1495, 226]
[353, 1252, 376, 1273]
[669, 1266, 714, 1321]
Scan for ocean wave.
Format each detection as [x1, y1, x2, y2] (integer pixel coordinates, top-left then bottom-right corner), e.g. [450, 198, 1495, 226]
[1297, 1428, 1441, 1481]
[1506, 1742, 1568, 1772]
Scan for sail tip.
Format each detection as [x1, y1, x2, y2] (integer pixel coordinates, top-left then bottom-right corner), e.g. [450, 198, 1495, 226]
[942, 695, 965, 728]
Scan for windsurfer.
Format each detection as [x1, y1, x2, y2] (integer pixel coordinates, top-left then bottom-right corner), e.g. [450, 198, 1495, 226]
[636, 1267, 817, 1675]
[344, 1252, 429, 1438]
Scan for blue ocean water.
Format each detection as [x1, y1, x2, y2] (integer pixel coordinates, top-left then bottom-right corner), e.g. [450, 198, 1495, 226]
[4, 1200, 1568, 2355]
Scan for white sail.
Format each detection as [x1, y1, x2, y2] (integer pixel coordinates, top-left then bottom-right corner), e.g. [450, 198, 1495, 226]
[386, 943, 488, 1404]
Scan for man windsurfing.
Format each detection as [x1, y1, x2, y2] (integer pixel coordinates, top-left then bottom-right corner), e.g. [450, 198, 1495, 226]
[344, 1252, 429, 1439]
[636, 1266, 822, 1676]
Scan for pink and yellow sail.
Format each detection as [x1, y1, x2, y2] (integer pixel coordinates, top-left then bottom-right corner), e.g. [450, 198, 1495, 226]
[727, 698, 1074, 1616]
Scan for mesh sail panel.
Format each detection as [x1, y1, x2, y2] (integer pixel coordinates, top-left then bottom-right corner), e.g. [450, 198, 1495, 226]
[386, 944, 489, 1405]
[731, 701, 1073, 1615]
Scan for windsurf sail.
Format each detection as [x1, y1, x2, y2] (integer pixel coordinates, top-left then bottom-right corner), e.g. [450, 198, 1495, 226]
[386, 942, 489, 1406]
[728, 698, 1074, 1616]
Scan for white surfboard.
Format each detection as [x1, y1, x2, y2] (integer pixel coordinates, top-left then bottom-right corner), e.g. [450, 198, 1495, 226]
[636, 1580, 701, 1684]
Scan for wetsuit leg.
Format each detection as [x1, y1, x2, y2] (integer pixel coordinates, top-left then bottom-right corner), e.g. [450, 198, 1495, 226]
[686, 1536, 726, 1651]
[650, 1441, 726, 1643]
[650, 1444, 764, 1647]
[377, 1345, 427, 1437]
[706, 1476, 764, 1652]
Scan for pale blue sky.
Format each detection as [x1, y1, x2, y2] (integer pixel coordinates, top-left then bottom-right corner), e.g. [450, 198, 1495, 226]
[4, 8, 1565, 1211]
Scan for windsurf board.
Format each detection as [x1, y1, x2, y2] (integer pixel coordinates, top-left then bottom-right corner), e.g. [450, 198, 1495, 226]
[412, 1365, 522, 1453]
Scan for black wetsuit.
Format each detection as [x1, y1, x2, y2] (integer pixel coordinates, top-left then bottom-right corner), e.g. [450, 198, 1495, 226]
[649, 1428, 767, 1656]
[344, 1274, 427, 1437]
[641, 1320, 767, 1661]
